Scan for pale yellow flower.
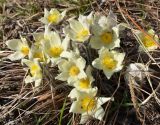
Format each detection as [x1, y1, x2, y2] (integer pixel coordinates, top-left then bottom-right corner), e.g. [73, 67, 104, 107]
[74, 66, 94, 91]
[39, 8, 66, 25]
[135, 29, 159, 51]
[68, 88, 113, 124]
[22, 59, 42, 87]
[63, 17, 91, 42]
[42, 31, 70, 64]
[33, 25, 55, 45]
[55, 54, 86, 85]
[6, 36, 30, 61]
[29, 45, 47, 63]
[78, 12, 94, 27]
[90, 11, 120, 49]
[92, 47, 125, 79]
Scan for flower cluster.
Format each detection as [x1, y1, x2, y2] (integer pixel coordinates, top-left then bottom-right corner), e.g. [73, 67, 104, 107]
[5, 8, 159, 124]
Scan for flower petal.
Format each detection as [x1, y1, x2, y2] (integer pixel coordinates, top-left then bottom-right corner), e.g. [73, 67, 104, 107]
[97, 97, 113, 105]
[25, 75, 35, 83]
[6, 39, 23, 50]
[69, 101, 84, 114]
[51, 32, 61, 45]
[22, 59, 33, 67]
[55, 72, 69, 81]
[92, 58, 101, 69]
[76, 57, 86, 70]
[69, 19, 83, 32]
[33, 33, 44, 43]
[7, 51, 25, 61]
[44, 8, 49, 17]
[94, 106, 105, 121]
[61, 10, 67, 19]
[63, 26, 77, 41]
[35, 79, 42, 87]
[62, 36, 70, 50]
[68, 88, 79, 99]
[90, 36, 103, 49]
[103, 70, 114, 79]
[80, 113, 90, 124]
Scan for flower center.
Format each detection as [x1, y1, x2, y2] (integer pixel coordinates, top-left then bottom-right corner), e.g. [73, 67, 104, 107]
[142, 35, 157, 48]
[79, 78, 90, 89]
[48, 13, 60, 24]
[21, 46, 29, 56]
[76, 29, 90, 41]
[49, 46, 63, 58]
[81, 97, 96, 111]
[102, 55, 117, 70]
[33, 52, 44, 62]
[30, 64, 40, 76]
[100, 32, 113, 44]
[69, 65, 80, 76]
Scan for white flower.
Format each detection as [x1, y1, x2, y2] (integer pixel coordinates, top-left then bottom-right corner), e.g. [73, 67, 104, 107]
[42, 31, 70, 64]
[92, 47, 125, 79]
[90, 11, 120, 49]
[22, 59, 42, 87]
[33, 25, 55, 45]
[55, 55, 86, 85]
[78, 12, 94, 27]
[68, 88, 113, 124]
[135, 29, 159, 51]
[63, 17, 91, 42]
[39, 8, 66, 25]
[6, 36, 30, 61]
[29, 45, 47, 63]
[74, 66, 95, 91]
[60, 48, 80, 61]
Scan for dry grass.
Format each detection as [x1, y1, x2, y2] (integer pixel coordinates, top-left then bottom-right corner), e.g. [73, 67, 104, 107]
[0, 0, 160, 125]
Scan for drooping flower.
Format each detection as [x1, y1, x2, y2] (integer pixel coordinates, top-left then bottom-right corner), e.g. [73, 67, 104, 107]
[42, 31, 70, 64]
[6, 36, 30, 61]
[39, 8, 66, 25]
[22, 59, 42, 87]
[92, 47, 125, 79]
[90, 11, 120, 49]
[55, 53, 86, 85]
[68, 88, 113, 124]
[63, 16, 91, 42]
[135, 29, 159, 51]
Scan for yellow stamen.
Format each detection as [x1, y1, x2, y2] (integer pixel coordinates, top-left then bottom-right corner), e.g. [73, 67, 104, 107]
[30, 64, 40, 76]
[102, 55, 117, 70]
[49, 46, 63, 58]
[33, 52, 44, 62]
[21, 46, 29, 56]
[100, 32, 113, 44]
[76, 29, 90, 41]
[69, 65, 80, 76]
[79, 78, 90, 89]
[142, 35, 157, 48]
[47, 13, 60, 24]
[81, 96, 96, 111]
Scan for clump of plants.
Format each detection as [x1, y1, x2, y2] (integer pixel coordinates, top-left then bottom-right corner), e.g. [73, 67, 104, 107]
[5, 8, 159, 124]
